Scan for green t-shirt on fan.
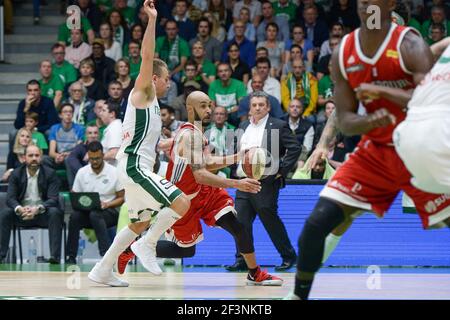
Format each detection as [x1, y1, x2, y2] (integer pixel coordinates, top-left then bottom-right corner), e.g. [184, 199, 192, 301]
[57, 17, 93, 45]
[52, 61, 78, 86]
[129, 57, 142, 80]
[208, 78, 247, 111]
[32, 131, 48, 151]
[39, 75, 64, 100]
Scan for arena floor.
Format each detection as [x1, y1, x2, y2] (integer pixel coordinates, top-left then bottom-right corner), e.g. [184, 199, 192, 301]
[0, 265, 449, 300]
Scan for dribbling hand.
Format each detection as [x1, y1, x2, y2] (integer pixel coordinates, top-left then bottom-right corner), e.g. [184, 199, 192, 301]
[237, 178, 261, 194]
[143, 0, 157, 19]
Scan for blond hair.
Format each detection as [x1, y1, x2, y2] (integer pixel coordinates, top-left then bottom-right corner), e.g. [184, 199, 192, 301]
[13, 128, 34, 155]
[153, 58, 168, 77]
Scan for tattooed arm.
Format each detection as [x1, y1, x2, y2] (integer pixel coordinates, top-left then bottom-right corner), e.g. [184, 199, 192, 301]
[179, 130, 260, 193]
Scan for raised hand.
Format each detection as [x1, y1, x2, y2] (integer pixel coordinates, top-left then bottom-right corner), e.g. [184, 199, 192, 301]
[143, 0, 157, 19]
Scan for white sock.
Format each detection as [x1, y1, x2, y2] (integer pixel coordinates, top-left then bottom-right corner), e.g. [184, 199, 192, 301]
[98, 226, 138, 269]
[322, 233, 342, 264]
[143, 207, 180, 244]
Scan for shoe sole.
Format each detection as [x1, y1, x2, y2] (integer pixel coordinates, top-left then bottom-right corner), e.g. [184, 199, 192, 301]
[88, 272, 129, 287]
[246, 280, 283, 286]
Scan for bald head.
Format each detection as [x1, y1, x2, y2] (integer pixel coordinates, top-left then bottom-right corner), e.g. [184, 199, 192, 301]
[186, 91, 212, 126]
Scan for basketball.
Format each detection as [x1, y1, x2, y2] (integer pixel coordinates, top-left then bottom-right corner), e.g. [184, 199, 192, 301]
[242, 147, 267, 180]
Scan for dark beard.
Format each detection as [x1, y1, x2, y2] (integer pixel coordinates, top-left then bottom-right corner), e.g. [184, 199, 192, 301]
[194, 109, 209, 130]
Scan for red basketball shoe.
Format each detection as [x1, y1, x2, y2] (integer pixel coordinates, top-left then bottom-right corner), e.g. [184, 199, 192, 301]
[246, 267, 283, 286]
[117, 247, 135, 275]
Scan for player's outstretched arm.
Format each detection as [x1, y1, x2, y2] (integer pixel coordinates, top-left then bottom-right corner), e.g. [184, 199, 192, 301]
[179, 131, 260, 193]
[430, 36, 450, 61]
[308, 109, 338, 170]
[131, 0, 157, 108]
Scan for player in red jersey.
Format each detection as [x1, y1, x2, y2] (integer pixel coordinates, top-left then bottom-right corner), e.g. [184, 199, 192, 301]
[118, 91, 283, 286]
[288, 0, 450, 300]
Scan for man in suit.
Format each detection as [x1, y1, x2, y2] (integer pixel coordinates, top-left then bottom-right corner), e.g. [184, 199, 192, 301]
[0, 145, 64, 264]
[227, 91, 301, 271]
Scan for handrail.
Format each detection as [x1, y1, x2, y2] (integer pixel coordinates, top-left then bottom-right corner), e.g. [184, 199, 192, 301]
[0, 1, 4, 62]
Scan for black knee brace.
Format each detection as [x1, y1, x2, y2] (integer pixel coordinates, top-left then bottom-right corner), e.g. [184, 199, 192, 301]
[216, 212, 254, 254]
[297, 197, 345, 273]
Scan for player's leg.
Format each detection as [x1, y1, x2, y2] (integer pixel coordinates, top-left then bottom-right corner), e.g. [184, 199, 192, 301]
[129, 172, 190, 275]
[322, 217, 354, 264]
[291, 198, 358, 299]
[215, 212, 283, 286]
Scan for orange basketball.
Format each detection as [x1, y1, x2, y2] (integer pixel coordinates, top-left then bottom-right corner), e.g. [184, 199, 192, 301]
[242, 147, 266, 180]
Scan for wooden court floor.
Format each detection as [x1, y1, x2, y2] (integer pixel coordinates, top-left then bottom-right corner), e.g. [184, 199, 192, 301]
[0, 266, 450, 299]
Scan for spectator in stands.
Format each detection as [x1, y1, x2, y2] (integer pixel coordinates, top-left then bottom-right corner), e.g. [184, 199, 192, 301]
[250, 46, 269, 76]
[65, 29, 93, 69]
[77, 0, 103, 34]
[65, 125, 99, 189]
[51, 43, 78, 90]
[66, 141, 124, 264]
[0, 145, 64, 264]
[257, 22, 285, 78]
[99, 22, 123, 62]
[107, 9, 130, 48]
[161, 105, 184, 140]
[302, 5, 329, 50]
[238, 73, 284, 122]
[430, 22, 446, 43]
[227, 43, 251, 86]
[202, 10, 226, 42]
[292, 156, 335, 180]
[208, 62, 247, 127]
[221, 20, 256, 68]
[256, 1, 289, 43]
[109, 0, 135, 27]
[205, 106, 236, 178]
[172, 0, 197, 41]
[273, 0, 297, 24]
[90, 39, 117, 86]
[24, 112, 48, 154]
[282, 98, 314, 170]
[155, 20, 191, 83]
[285, 24, 314, 73]
[422, 5, 450, 44]
[313, 100, 335, 150]
[228, 7, 256, 42]
[170, 84, 196, 121]
[127, 40, 142, 80]
[281, 58, 318, 119]
[115, 58, 135, 101]
[65, 81, 96, 126]
[14, 80, 59, 134]
[78, 58, 108, 101]
[58, 9, 95, 45]
[38, 60, 64, 109]
[329, 0, 360, 31]
[228, 91, 300, 272]
[295, 0, 327, 26]
[232, 0, 262, 27]
[317, 61, 334, 123]
[180, 60, 209, 93]
[98, 101, 122, 166]
[281, 44, 303, 78]
[189, 17, 223, 63]
[107, 80, 127, 121]
[207, 0, 233, 31]
[319, 22, 345, 60]
[2, 128, 34, 183]
[123, 23, 144, 57]
[247, 57, 281, 103]
[86, 100, 107, 139]
[45, 103, 85, 170]
[190, 41, 217, 86]
[316, 34, 342, 80]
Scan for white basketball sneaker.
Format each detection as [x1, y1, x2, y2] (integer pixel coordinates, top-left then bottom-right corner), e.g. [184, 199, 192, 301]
[88, 263, 129, 287]
[131, 239, 162, 276]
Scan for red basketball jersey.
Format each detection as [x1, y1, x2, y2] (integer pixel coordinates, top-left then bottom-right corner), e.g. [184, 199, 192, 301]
[166, 123, 208, 197]
[339, 23, 417, 144]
